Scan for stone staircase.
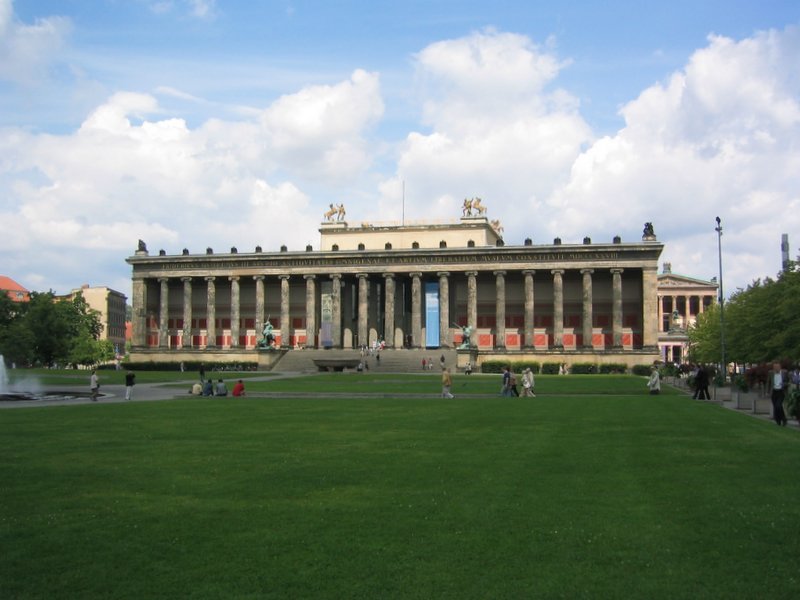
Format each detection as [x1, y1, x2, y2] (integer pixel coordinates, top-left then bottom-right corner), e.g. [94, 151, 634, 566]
[271, 348, 459, 373]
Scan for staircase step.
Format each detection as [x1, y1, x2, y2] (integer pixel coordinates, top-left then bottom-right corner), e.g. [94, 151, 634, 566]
[271, 348, 459, 373]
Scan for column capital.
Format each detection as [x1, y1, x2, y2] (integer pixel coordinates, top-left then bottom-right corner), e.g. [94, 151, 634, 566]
[493, 270, 506, 277]
[279, 274, 290, 281]
[205, 276, 216, 282]
[436, 271, 450, 278]
[410, 271, 422, 279]
[330, 273, 342, 281]
[304, 274, 316, 281]
[357, 273, 369, 280]
[229, 275, 240, 282]
[383, 272, 395, 280]
[580, 268, 594, 275]
[253, 275, 265, 281]
[610, 268, 624, 274]
[181, 276, 192, 283]
[522, 269, 536, 276]
[158, 277, 170, 283]
[465, 270, 478, 278]
[551, 269, 565, 275]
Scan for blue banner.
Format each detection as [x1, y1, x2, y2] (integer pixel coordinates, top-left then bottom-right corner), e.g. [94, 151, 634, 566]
[425, 282, 440, 348]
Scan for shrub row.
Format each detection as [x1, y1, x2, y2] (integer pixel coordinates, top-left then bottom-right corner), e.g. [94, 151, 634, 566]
[480, 360, 542, 374]
[480, 361, 654, 375]
[120, 361, 259, 372]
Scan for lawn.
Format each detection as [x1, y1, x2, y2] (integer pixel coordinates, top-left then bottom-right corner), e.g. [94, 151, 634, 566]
[2, 376, 799, 599]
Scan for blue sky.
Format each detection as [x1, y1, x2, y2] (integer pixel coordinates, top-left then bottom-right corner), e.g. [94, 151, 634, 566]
[1, 0, 800, 298]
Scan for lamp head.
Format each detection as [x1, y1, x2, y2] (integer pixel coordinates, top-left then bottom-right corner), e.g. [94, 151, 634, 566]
[715, 216, 721, 226]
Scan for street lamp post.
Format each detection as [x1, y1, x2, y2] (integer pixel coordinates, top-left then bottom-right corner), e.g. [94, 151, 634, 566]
[715, 217, 726, 382]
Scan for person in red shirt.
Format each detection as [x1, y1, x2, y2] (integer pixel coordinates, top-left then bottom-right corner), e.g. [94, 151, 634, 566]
[232, 380, 246, 397]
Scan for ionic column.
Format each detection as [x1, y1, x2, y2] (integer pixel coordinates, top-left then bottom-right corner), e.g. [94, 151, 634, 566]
[279, 275, 290, 348]
[131, 277, 147, 347]
[611, 268, 624, 348]
[230, 276, 240, 348]
[494, 271, 506, 349]
[699, 295, 705, 314]
[438, 272, 450, 348]
[552, 269, 565, 348]
[181, 277, 192, 348]
[410, 272, 422, 348]
[206, 276, 216, 348]
[581, 269, 594, 349]
[158, 277, 169, 348]
[657, 294, 664, 333]
[466, 271, 478, 347]
[331, 274, 342, 348]
[523, 270, 535, 348]
[383, 274, 395, 347]
[254, 275, 265, 337]
[305, 275, 316, 349]
[357, 274, 369, 348]
[642, 266, 658, 349]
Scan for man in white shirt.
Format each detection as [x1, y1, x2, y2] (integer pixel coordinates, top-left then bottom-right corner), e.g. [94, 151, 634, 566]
[767, 362, 789, 426]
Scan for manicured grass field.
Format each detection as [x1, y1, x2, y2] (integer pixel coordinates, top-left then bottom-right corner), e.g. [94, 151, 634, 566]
[2, 376, 800, 598]
[6, 368, 265, 386]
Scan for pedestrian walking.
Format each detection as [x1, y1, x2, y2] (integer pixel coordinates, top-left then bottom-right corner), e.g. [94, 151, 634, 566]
[441, 368, 454, 398]
[768, 362, 789, 426]
[124, 370, 136, 401]
[522, 368, 536, 397]
[90, 370, 99, 401]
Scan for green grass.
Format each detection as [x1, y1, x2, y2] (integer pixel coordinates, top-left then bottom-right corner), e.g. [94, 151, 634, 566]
[2, 378, 800, 598]
[6, 368, 265, 386]
[242, 373, 676, 396]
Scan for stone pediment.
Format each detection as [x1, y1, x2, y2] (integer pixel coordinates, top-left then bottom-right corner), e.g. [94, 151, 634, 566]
[658, 274, 717, 290]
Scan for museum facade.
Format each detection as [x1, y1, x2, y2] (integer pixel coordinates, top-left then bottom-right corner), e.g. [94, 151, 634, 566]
[126, 215, 664, 368]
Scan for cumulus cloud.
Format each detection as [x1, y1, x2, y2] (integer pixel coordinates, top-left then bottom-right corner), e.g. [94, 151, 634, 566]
[0, 69, 383, 292]
[378, 30, 591, 230]
[547, 26, 800, 287]
[260, 69, 384, 181]
[0, 0, 71, 85]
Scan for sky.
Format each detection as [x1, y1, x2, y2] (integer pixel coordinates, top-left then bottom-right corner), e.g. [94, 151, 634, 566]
[1, 0, 799, 300]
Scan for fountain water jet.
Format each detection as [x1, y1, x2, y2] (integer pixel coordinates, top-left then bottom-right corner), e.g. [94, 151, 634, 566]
[0, 355, 94, 403]
[0, 355, 8, 394]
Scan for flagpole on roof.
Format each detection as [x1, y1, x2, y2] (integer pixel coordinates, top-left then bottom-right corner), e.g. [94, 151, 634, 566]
[402, 180, 405, 226]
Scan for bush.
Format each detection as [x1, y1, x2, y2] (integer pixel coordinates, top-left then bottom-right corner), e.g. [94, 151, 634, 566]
[570, 363, 597, 375]
[599, 363, 628, 374]
[120, 361, 258, 372]
[479, 361, 540, 374]
[631, 364, 654, 376]
[541, 362, 561, 375]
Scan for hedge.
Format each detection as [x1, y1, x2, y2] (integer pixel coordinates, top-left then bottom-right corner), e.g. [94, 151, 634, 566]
[480, 361, 541, 374]
[120, 361, 259, 372]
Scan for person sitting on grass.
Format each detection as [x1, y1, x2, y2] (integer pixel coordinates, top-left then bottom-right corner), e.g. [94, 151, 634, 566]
[215, 378, 228, 396]
[232, 380, 246, 397]
[202, 379, 214, 396]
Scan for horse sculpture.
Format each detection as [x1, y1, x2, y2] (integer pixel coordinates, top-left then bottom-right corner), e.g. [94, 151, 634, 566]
[490, 219, 504, 235]
[471, 197, 487, 215]
[324, 204, 338, 222]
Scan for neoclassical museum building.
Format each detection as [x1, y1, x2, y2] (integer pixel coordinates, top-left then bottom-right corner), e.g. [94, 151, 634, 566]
[127, 206, 665, 369]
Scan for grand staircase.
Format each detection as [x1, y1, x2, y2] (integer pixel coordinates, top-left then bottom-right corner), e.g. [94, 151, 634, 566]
[271, 348, 459, 373]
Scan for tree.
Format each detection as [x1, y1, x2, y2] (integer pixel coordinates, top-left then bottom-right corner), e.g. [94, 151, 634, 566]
[687, 303, 721, 363]
[689, 266, 800, 365]
[0, 291, 105, 367]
